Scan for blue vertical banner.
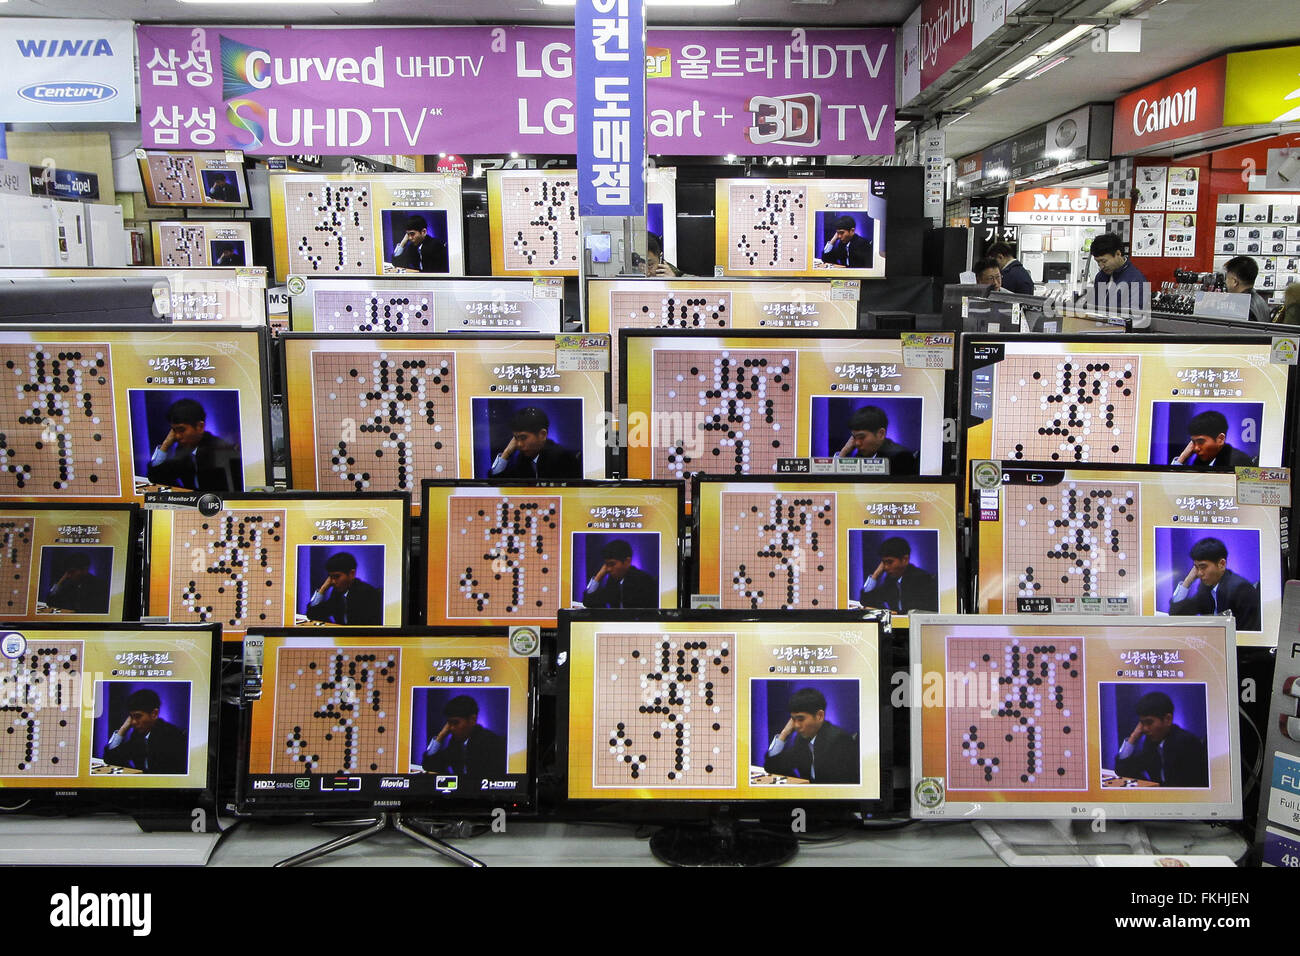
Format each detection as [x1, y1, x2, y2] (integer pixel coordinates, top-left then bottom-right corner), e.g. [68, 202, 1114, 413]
[576, 0, 646, 217]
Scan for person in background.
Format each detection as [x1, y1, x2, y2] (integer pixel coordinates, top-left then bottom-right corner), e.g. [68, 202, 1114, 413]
[644, 233, 682, 277]
[1279, 282, 1300, 325]
[974, 257, 1002, 289]
[1089, 233, 1150, 315]
[1223, 255, 1274, 323]
[988, 241, 1036, 294]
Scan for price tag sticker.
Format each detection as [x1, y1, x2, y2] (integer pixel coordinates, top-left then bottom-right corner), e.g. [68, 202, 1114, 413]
[533, 277, 563, 299]
[1236, 466, 1291, 507]
[901, 332, 955, 370]
[555, 333, 610, 372]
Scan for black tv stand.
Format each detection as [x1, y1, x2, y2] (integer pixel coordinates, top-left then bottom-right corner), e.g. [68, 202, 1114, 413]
[648, 809, 798, 866]
[274, 813, 485, 867]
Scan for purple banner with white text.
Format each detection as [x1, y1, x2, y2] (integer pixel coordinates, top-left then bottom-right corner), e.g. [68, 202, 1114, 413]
[137, 25, 894, 156]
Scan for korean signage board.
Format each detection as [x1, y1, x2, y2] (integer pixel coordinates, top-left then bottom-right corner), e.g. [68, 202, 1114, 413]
[898, 5, 922, 105]
[1111, 56, 1226, 154]
[0, 18, 137, 123]
[915, 0, 1006, 97]
[138, 25, 895, 157]
[954, 105, 1106, 196]
[1224, 45, 1300, 126]
[1007, 187, 1105, 226]
[576, 0, 646, 216]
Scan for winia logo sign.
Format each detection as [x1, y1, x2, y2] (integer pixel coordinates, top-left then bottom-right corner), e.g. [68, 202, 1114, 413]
[16, 39, 115, 57]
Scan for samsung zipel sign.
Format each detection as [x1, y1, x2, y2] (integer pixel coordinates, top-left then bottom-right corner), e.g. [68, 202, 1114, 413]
[1131, 87, 1198, 138]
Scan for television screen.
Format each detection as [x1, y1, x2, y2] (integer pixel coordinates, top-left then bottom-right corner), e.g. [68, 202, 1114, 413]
[281, 334, 609, 507]
[146, 492, 408, 641]
[714, 177, 887, 278]
[288, 277, 563, 334]
[972, 465, 1286, 647]
[150, 221, 253, 269]
[422, 480, 682, 628]
[239, 629, 533, 813]
[692, 476, 959, 627]
[562, 610, 889, 806]
[0, 623, 220, 801]
[910, 615, 1240, 820]
[269, 172, 465, 282]
[588, 277, 861, 391]
[0, 267, 269, 326]
[0, 326, 270, 503]
[962, 335, 1294, 477]
[136, 149, 250, 210]
[0, 505, 138, 621]
[647, 166, 677, 266]
[621, 331, 948, 490]
[486, 169, 580, 277]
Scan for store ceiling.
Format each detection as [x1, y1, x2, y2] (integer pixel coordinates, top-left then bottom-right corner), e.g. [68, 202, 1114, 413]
[0, 0, 1296, 161]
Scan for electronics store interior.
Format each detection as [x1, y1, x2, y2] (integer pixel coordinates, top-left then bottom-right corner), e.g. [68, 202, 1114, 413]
[2, 0, 1300, 869]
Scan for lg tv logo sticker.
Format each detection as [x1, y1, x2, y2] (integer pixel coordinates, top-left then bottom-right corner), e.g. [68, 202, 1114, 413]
[746, 93, 822, 148]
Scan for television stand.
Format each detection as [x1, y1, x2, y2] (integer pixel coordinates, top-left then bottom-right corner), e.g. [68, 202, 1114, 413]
[649, 810, 798, 867]
[973, 818, 1153, 866]
[275, 813, 485, 867]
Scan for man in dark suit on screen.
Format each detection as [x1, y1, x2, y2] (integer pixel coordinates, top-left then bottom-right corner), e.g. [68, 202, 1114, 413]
[1168, 536, 1260, 631]
[1171, 410, 1258, 470]
[858, 536, 939, 614]
[488, 406, 581, 480]
[104, 688, 188, 774]
[1114, 691, 1208, 787]
[305, 551, 384, 626]
[763, 687, 859, 784]
[421, 695, 507, 779]
[146, 398, 242, 492]
[580, 539, 658, 609]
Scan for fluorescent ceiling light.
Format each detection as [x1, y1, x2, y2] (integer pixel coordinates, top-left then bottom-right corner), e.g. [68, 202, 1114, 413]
[178, 0, 375, 4]
[542, 0, 736, 5]
[1035, 24, 1093, 58]
[997, 55, 1040, 80]
[1024, 54, 1071, 80]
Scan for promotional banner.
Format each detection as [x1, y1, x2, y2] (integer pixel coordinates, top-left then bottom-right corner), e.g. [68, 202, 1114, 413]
[576, 0, 646, 217]
[1224, 44, 1300, 126]
[137, 25, 894, 157]
[0, 18, 137, 123]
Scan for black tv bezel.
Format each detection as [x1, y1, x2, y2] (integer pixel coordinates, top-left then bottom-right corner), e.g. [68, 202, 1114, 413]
[419, 478, 686, 629]
[235, 626, 538, 817]
[143, 490, 412, 638]
[136, 149, 252, 211]
[555, 607, 894, 819]
[0, 621, 223, 812]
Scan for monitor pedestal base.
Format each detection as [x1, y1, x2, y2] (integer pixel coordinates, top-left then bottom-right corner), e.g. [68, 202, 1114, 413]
[274, 813, 485, 867]
[649, 813, 798, 866]
[973, 819, 1153, 867]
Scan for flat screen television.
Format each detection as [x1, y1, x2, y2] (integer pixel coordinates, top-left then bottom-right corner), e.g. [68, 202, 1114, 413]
[971, 463, 1287, 647]
[910, 614, 1240, 820]
[421, 479, 682, 628]
[714, 177, 887, 278]
[238, 628, 534, 814]
[0, 622, 221, 819]
[280, 333, 610, 507]
[146, 491, 409, 641]
[151, 220, 254, 269]
[0, 325, 270, 503]
[269, 172, 466, 282]
[691, 475, 959, 628]
[559, 609, 890, 862]
[288, 277, 563, 334]
[587, 277, 861, 392]
[136, 148, 250, 210]
[0, 504, 140, 621]
[486, 169, 580, 277]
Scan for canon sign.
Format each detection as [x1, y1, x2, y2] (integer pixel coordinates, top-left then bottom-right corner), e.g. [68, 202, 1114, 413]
[1132, 87, 1198, 138]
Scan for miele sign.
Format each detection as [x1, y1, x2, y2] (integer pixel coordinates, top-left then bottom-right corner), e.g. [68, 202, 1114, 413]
[1112, 56, 1227, 154]
[1007, 188, 1105, 225]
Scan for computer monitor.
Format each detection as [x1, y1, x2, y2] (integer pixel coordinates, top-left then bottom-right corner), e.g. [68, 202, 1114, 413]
[0, 504, 139, 621]
[1043, 262, 1071, 282]
[270, 172, 466, 282]
[972, 464, 1286, 647]
[150, 221, 253, 269]
[288, 277, 563, 334]
[0, 325, 270, 503]
[0, 622, 221, 816]
[0, 278, 163, 326]
[486, 169, 580, 277]
[910, 614, 1240, 820]
[238, 628, 534, 814]
[421, 480, 682, 628]
[145, 492, 409, 641]
[587, 277, 861, 392]
[714, 178, 887, 278]
[560, 610, 890, 826]
[136, 148, 250, 210]
[621, 330, 950, 495]
[691, 476, 959, 628]
[961, 334, 1295, 479]
[280, 334, 609, 507]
